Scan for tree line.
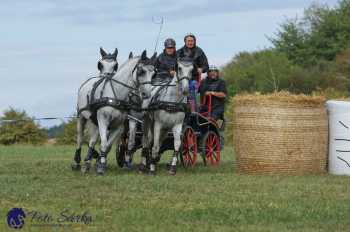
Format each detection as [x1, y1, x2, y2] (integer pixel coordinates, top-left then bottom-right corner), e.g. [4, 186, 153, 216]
[222, 0, 350, 98]
[0, 108, 77, 145]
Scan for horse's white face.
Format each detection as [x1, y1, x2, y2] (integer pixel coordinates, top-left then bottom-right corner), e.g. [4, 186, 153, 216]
[98, 59, 118, 75]
[98, 47, 118, 75]
[135, 63, 155, 99]
[177, 60, 193, 96]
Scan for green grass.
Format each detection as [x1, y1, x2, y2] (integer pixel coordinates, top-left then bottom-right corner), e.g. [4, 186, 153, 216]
[0, 145, 349, 232]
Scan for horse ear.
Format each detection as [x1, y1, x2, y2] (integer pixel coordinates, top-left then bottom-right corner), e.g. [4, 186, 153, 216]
[141, 50, 147, 60]
[97, 61, 102, 72]
[151, 52, 157, 64]
[151, 52, 157, 60]
[100, 47, 107, 57]
[114, 63, 119, 72]
[112, 48, 118, 58]
[129, 52, 133, 59]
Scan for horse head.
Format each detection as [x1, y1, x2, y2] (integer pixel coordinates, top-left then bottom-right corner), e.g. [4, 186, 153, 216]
[133, 50, 157, 99]
[97, 47, 119, 75]
[176, 58, 193, 96]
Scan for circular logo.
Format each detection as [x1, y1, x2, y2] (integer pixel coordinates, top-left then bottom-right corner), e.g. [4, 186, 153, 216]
[7, 208, 26, 230]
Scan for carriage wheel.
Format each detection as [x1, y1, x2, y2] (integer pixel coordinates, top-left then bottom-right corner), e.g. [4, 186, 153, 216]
[201, 131, 220, 166]
[116, 136, 128, 167]
[180, 127, 197, 167]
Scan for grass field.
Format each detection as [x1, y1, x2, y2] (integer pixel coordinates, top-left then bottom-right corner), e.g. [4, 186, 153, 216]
[0, 145, 349, 232]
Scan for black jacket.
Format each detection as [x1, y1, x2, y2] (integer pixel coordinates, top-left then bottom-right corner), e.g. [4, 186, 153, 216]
[154, 51, 177, 79]
[199, 77, 227, 111]
[177, 46, 209, 73]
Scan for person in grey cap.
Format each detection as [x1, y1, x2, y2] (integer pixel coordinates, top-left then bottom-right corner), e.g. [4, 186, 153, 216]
[153, 38, 178, 83]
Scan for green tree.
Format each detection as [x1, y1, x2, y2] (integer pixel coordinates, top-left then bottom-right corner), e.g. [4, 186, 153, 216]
[271, 0, 350, 67]
[56, 118, 78, 145]
[222, 49, 298, 94]
[0, 108, 47, 145]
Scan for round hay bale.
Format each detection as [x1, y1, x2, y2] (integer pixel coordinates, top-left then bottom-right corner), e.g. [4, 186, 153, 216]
[233, 92, 328, 175]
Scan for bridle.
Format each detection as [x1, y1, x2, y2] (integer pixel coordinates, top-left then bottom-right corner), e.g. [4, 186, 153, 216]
[98, 57, 118, 75]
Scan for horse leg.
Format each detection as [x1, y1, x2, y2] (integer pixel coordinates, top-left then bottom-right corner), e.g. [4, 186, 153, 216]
[150, 121, 162, 175]
[88, 123, 100, 159]
[82, 123, 99, 174]
[125, 119, 136, 169]
[97, 122, 125, 175]
[169, 123, 183, 175]
[72, 116, 87, 171]
[96, 116, 110, 175]
[139, 116, 152, 173]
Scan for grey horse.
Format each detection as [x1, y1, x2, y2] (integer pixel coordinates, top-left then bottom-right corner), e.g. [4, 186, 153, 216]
[120, 52, 157, 169]
[140, 59, 193, 175]
[92, 51, 156, 175]
[72, 47, 118, 171]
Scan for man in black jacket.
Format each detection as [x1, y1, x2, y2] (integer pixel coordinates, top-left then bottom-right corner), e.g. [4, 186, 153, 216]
[153, 38, 177, 83]
[199, 65, 227, 120]
[177, 33, 209, 111]
[177, 33, 209, 77]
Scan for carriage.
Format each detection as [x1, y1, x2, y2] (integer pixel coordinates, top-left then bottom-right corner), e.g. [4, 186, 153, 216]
[116, 93, 224, 168]
[72, 49, 225, 175]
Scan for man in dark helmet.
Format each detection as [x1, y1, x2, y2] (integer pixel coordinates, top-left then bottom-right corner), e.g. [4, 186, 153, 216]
[153, 38, 178, 83]
[199, 65, 227, 121]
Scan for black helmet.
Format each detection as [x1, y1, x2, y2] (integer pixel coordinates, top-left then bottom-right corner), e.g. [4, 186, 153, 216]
[184, 33, 196, 42]
[164, 38, 176, 48]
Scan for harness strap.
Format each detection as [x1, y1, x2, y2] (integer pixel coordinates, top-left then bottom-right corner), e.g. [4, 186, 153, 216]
[146, 101, 190, 113]
[90, 97, 131, 112]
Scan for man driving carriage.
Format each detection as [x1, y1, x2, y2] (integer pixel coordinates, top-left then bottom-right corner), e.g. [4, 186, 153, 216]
[153, 38, 177, 83]
[199, 65, 227, 121]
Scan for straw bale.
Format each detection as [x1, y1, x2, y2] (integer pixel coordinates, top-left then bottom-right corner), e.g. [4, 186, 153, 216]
[233, 92, 328, 174]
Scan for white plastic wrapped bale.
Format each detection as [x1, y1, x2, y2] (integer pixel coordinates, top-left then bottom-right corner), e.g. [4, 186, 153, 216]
[327, 100, 350, 175]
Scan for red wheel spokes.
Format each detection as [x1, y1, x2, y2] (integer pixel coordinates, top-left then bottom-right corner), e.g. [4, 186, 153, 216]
[182, 128, 197, 167]
[205, 133, 220, 165]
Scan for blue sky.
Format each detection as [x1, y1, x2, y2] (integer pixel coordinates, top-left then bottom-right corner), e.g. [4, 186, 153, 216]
[0, 0, 339, 127]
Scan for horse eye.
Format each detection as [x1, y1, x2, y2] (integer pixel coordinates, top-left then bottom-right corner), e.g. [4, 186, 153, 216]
[136, 68, 143, 76]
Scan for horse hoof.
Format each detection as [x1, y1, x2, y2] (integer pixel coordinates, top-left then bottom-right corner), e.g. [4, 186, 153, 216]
[82, 162, 91, 174]
[96, 168, 105, 175]
[138, 164, 148, 174]
[71, 163, 81, 171]
[149, 171, 156, 176]
[123, 162, 133, 170]
[96, 162, 106, 175]
[168, 166, 177, 175]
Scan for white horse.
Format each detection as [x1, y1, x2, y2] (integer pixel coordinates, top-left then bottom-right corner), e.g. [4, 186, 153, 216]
[140, 59, 193, 175]
[72, 47, 118, 171]
[92, 51, 156, 175]
[118, 52, 157, 169]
